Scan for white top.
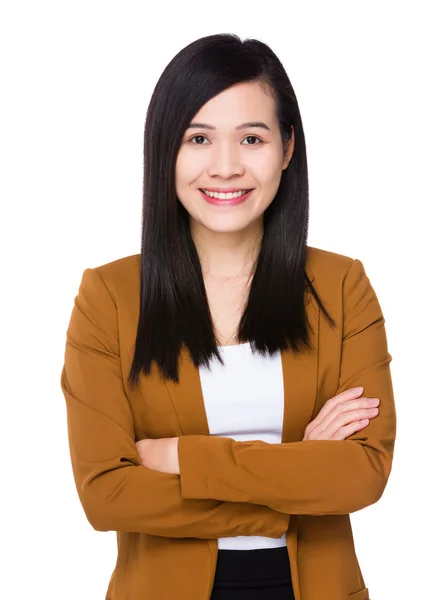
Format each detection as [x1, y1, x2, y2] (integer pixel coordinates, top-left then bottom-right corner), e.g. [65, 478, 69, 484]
[198, 342, 287, 550]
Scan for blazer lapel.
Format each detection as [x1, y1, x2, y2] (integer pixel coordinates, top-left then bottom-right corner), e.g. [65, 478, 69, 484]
[164, 273, 319, 443]
[281, 286, 319, 442]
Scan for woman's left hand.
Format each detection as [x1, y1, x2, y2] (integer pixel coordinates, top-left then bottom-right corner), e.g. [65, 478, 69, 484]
[135, 437, 180, 475]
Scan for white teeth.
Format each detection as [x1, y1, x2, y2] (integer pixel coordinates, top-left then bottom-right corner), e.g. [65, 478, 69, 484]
[202, 189, 250, 199]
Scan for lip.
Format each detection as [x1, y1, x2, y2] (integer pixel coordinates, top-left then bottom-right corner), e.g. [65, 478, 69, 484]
[200, 187, 253, 193]
[199, 189, 253, 206]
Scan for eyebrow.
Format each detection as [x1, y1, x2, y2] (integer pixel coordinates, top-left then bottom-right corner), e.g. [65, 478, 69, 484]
[186, 121, 271, 131]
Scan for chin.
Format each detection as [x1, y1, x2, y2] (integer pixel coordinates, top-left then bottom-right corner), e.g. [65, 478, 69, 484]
[202, 218, 255, 233]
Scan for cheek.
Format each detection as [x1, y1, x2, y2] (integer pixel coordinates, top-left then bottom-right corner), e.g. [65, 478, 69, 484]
[174, 155, 187, 190]
[175, 150, 201, 181]
[246, 150, 283, 178]
[251, 165, 284, 198]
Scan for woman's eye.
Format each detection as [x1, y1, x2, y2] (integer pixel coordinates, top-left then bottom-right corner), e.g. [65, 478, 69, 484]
[189, 135, 262, 145]
[242, 135, 262, 145]
[190, 135, 209, 144]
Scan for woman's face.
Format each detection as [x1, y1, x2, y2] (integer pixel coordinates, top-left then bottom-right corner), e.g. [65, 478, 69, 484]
[175, 81, 294, 235]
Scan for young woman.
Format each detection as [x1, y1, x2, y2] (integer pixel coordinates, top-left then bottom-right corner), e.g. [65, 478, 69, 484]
[61, 33, 396, 600]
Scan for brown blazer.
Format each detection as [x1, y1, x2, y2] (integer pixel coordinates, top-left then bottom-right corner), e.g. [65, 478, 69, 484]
[60, 246, 396, 600]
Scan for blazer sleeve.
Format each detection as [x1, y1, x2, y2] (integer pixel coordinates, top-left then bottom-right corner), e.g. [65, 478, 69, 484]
[61, 267, 290, 538]
[178, 258, 397, 515]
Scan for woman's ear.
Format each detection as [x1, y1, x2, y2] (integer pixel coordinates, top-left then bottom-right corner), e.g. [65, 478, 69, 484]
[282, 124, 295, 170]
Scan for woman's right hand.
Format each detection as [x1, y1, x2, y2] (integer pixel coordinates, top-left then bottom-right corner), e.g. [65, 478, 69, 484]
[302, 387, 380, 441]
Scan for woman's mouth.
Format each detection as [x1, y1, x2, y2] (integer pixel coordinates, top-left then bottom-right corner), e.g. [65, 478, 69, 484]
[199, 189, 253, 206]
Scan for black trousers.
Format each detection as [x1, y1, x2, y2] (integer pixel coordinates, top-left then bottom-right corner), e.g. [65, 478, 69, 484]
[210, 546, 296, 599]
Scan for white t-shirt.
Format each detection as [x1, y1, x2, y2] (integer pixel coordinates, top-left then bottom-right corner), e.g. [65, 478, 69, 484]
[199, 342, 287, 550]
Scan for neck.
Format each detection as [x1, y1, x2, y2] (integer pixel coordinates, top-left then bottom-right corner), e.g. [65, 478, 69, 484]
[190, 218, 263, 280]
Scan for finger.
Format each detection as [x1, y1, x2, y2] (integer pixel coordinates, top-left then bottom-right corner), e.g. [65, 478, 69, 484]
[333, 404, 378, 431]
[311, 401, 374, 440]
[307, 396, 367, 438]
[313, 387, 364, 425]
[329, 418, 370, 441]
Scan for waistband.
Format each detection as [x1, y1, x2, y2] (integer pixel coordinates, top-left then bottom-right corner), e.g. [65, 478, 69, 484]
[213, 546, 292, 589]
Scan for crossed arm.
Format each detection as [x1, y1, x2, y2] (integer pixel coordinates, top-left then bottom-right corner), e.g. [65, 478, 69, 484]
[61, 259, 396, 536]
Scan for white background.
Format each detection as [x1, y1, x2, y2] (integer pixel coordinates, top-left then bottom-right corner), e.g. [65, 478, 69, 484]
[1, 1, 439, 598]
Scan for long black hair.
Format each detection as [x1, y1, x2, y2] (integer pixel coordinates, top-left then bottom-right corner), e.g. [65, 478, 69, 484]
[127, 33, 336, 387]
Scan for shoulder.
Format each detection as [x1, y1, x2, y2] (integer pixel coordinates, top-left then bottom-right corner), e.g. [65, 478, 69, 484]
[91, 252, 140, 287]
[93, 253, 140, 279]
[86, 247, 357, 292]
[85, 247, 361, 295]
[88, 248, 356, 284]
[306, 246, 380, 317]
[306, 245, 354, 285]
[79, 253, 141, 307]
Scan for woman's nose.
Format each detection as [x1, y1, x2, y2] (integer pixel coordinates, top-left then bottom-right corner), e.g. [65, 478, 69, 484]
[207, 145, 245, 178]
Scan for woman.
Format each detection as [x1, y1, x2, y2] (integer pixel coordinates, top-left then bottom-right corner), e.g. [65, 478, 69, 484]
[61, 33, 396, 600]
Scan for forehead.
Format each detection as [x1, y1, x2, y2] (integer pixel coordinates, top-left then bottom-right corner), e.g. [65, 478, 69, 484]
[190, 81, 277, 128]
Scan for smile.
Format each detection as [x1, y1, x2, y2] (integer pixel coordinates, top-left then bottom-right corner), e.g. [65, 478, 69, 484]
[199, 189, 253, 206]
